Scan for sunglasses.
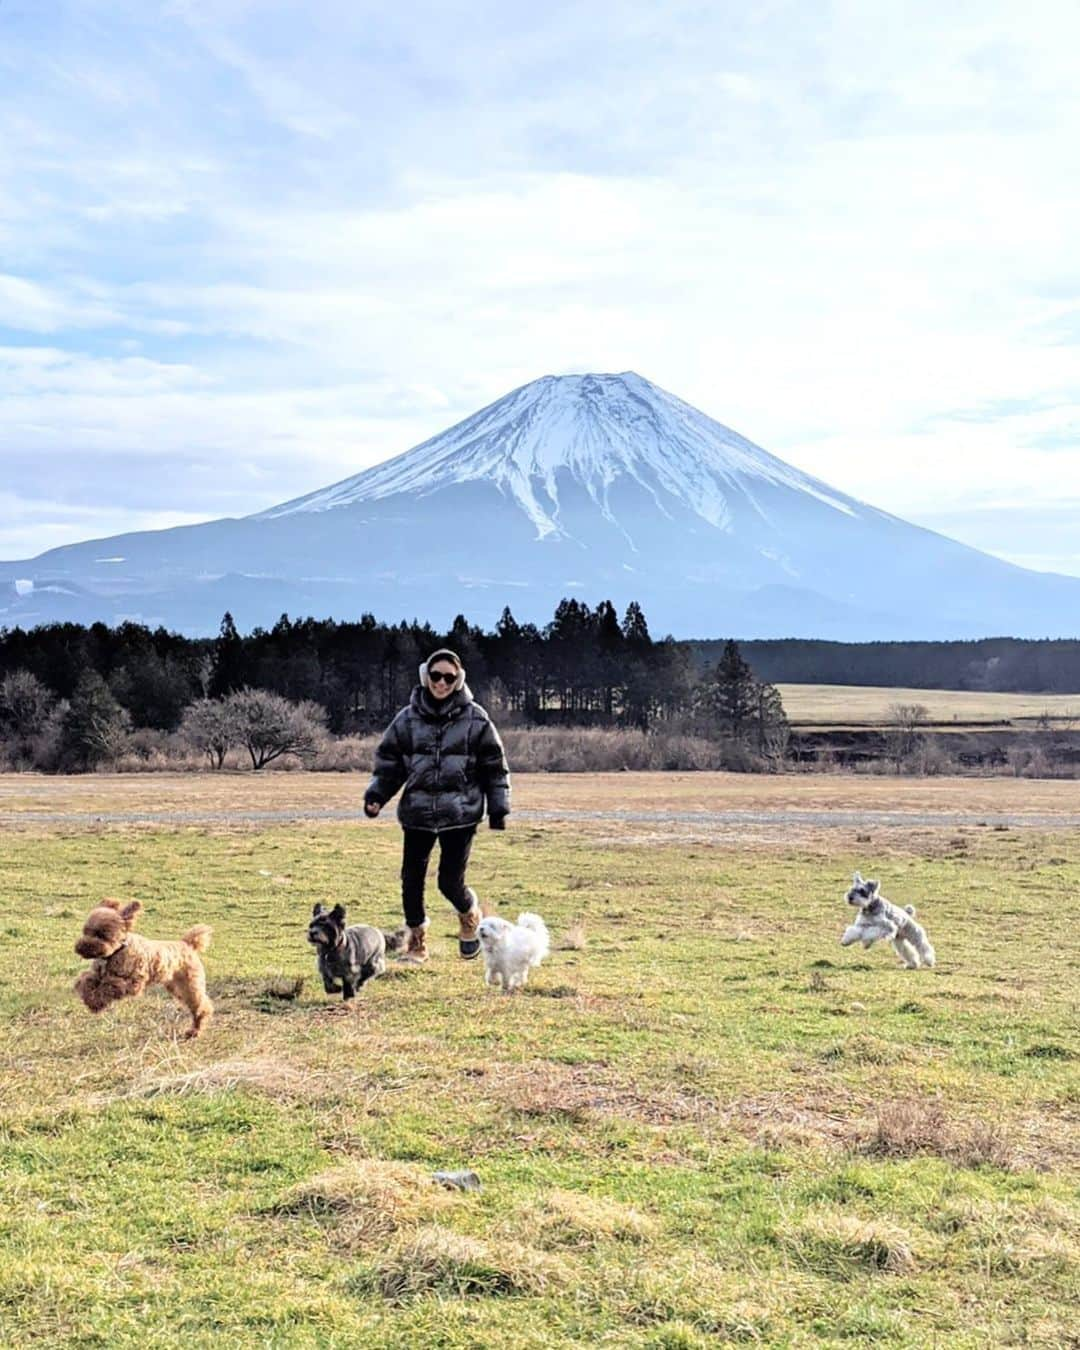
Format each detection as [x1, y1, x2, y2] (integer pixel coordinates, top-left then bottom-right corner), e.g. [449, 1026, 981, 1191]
[429, 669, 458, 685]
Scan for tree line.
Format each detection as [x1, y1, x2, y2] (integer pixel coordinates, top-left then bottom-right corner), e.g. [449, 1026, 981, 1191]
[0, 601, 789, 770]
[713, 638, 1080, 693]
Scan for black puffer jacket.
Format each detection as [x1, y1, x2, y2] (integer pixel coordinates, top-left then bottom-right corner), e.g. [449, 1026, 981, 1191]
[364, 685, 511, 832]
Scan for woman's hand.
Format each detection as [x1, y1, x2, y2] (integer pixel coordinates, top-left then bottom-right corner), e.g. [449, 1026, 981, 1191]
[364, 800, 381, 818]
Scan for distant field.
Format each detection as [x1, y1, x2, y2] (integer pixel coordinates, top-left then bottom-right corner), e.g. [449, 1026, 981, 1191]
[778, 683, 1080, 727]
[0, 773, 1077, 1347]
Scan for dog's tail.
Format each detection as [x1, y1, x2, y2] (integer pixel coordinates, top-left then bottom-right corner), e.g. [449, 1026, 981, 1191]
[182, 925, 212, 952]
[382, 927, 407, 953]
[516, 912, 550, 962]
[904, 904, 917, 917]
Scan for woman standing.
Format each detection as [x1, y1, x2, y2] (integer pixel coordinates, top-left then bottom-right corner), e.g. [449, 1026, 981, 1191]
[363, 648, 510, 963]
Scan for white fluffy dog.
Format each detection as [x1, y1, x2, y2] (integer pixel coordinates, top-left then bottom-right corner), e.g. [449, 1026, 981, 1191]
[477, 912, 550, 992]
[841, 872, 936, 969]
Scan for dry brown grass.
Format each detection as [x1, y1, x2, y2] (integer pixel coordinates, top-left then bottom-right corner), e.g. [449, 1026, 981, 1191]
[720, 1091, 858, 1151]
[273, 1158, 459, 1246]
[499, 1062, 716, 1126]
[360, 1225, 568, 1302]
[818, 1034, 920, 1066]
[863, 1097, 1018, 1169]
[527, 1188, 658, 1246]
[6, 768, 1080, 825]
[104, 1055, 362, 1106]
[786, 1209, 919, 1275]
[778, 683, 1080, 727]
[559, 916, 587, 951]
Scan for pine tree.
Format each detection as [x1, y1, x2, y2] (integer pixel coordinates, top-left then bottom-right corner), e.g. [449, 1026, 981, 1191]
[713, 639, 758, 739]
[210, 612, 247, 697]
[62, 672, 130, 768]
[621, 601, 651, 647]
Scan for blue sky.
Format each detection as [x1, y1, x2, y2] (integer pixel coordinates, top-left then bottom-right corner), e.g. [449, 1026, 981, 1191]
[2, 0, 1079, 570]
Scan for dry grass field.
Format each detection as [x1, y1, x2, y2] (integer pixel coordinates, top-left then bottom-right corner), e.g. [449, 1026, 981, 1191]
[777, 684, 1080, 728]
[3, 769, 1080, 820]
[1, 772, 1077, 1348]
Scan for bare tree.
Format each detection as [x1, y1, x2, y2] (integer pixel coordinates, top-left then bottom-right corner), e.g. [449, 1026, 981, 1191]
[225, 688, 327, 770]
[886, 702, 930, 773]
[756, 681, 791, 765]
[0, 670, 54, 759]
[181, 698, 237, 769]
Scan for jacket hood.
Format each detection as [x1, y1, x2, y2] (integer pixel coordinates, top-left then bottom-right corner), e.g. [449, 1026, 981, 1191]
[409, 682, 474, 720]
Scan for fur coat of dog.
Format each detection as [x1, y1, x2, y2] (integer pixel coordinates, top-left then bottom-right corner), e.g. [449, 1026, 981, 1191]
[841, 872, 936, 969]
[477, 912, 550, 992]
[307, 903, 405, 999]
[73, 898, 213, 1037]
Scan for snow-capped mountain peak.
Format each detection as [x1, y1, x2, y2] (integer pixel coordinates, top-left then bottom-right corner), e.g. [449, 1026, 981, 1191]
[259, 372, 858, 539]
[5, 368, 1080, 640]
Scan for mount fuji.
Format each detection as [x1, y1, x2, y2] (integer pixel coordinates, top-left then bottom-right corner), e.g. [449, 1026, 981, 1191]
[3, 371, 1078, 638]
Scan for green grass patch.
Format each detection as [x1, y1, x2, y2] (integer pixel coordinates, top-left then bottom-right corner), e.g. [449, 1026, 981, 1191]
[0, 788, 1078, 1347]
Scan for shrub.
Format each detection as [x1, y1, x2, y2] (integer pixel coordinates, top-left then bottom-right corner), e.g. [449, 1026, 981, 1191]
[224, 689, 327, 770]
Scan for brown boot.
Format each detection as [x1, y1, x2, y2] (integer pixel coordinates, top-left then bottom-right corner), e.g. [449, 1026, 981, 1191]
[399, 923, 429, 965]
[458, 890, 482, 960]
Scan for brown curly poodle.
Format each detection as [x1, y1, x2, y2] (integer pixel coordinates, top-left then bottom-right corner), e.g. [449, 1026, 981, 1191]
[73, 898, 213, 1038]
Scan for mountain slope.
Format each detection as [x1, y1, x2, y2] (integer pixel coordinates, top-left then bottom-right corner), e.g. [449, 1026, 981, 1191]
[2, 372, 1077, 638]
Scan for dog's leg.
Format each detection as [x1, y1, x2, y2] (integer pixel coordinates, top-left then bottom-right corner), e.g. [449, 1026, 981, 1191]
[840, 924, 862, 947]
[342, 980, 357, 1000]
[318, 953, 343, 993]
[169, 966, 213, 1039]
[892, 937, 920, 969]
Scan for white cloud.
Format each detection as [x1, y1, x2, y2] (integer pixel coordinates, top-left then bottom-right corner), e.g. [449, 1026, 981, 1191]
[0, 491, 213, 561]
[1, 1, 1079, 570]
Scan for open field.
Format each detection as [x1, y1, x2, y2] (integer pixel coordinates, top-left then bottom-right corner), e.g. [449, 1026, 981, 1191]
[1, 774, 1077, 1348]
[777, 684, 1080, 728]
[3, 769, 1080, 822]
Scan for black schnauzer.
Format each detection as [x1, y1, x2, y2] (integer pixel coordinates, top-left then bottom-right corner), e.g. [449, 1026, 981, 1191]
[307, 904, 406, 1000]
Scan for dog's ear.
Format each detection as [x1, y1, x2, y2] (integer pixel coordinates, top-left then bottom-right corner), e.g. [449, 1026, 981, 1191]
[865, 879, 880, 896]
[99, 897, 124, 911]
[119, 900, 142, 927]
[852, 871, 864, 886]
[330, 904, 346, 922]
[312, 903, 325, 918]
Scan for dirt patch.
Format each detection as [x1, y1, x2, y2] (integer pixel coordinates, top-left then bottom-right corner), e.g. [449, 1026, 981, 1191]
[720, 1091, 862, 1150]
[495, 1062, 717, 1126]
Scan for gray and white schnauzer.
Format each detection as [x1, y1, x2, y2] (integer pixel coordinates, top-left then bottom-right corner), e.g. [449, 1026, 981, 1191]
[840, 872, 936, 969]
[307, 904, 406, 1000]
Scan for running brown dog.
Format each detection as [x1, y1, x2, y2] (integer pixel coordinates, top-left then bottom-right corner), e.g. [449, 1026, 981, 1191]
[73, 898, 213, 1038]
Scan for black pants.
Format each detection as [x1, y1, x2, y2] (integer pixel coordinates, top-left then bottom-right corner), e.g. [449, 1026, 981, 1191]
[401, 826, 477, 929]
